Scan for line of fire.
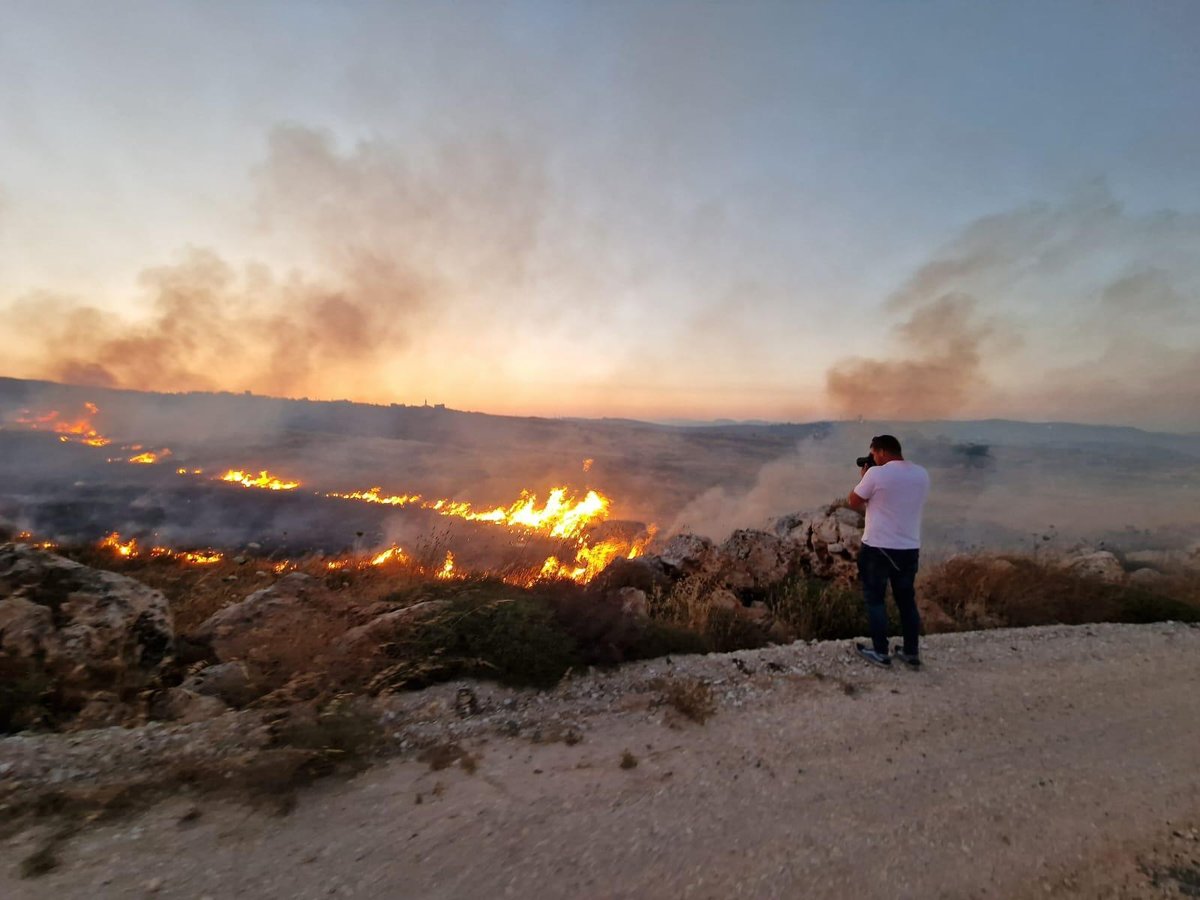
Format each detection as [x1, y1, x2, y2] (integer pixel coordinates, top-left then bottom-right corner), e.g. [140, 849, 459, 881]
[1, 401, 655, 586]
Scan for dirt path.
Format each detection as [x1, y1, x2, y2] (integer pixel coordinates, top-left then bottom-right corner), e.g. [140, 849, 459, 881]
[4, 622, 1200, 899]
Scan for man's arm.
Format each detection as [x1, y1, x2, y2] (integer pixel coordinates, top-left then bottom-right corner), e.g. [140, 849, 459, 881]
[847, 465, 874, 512]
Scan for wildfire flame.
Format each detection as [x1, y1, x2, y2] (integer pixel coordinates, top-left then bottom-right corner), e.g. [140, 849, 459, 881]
[326, 483, 641, 584]
[328, 485, 610, 539]
[12, 402, 110, 447]
[370, 545, 408, 566]
[13, 531, 58, 551]
[6, 412, 652, 586]
[100, 532, 139, 557]
[327, 488, 421, 506]
[128, 449, 170, 464]
[535, 527, 656, 585]
[180, 551, 223, 565]
[220, 470, 300, 491]
[99, 531, 223, 565]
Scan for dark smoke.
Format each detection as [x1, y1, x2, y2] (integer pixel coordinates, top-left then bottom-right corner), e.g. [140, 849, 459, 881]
[826, 293, 996, 419]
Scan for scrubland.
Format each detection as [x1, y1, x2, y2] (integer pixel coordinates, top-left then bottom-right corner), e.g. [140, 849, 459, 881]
[3, 537, 1200, 894]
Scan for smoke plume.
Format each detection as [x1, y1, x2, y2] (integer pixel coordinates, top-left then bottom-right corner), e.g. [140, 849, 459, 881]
[825, 183, 1200, 429]
[826, 293, 996, 419]
[2, 125, 548, 401]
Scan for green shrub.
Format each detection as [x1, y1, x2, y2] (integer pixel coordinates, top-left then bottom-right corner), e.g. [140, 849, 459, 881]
[766, 576, 892, 642]
[399, 594, 582, 689]
[702, 605, 770, 652]
[0, 658, 50, 734]
[1115, 590, 1200, 624]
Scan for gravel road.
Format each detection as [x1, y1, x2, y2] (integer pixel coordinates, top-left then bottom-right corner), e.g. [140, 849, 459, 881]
[4, 622, 1199, 899]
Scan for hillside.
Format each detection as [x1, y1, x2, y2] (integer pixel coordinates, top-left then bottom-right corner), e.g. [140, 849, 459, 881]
[2, 376, 1198, 558]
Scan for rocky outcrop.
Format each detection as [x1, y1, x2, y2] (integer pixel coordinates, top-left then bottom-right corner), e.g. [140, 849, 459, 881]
[181, 660, 256, 708]
[658, 534, 720, 577]
[775, 506, 864, 582]
[336, 600, 450, 652]
[193, 573, 357, 664]
[189, 572, 367, 700]
[0, 543, 175, 725]
[594, 504, 868, 642]
[613, 587, 649, 619]
[1060, 549, 1126, 584]
[149, 687, 228, 724]
[718, 530, 793, 592]
[591, 556, 674, 596]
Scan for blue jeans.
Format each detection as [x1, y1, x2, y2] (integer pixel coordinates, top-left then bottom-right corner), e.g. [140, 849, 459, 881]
[857, 544, 921, 656]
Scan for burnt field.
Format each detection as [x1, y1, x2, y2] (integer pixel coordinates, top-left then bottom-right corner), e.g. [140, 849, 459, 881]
[2, 375, 1199, 566]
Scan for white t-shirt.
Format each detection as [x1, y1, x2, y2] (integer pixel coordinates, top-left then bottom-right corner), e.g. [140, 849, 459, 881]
[853, 460, 930, 550]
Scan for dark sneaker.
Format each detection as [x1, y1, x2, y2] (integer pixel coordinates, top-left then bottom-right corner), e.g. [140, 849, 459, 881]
[855, 642, 891, 668]
[892, 645, 922, 670]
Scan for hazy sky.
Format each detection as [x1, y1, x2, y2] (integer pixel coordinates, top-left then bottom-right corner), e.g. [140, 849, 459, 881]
[2, 1, 1198, 428]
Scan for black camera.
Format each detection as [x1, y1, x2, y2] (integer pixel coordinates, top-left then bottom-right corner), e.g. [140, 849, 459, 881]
[856, 454, 876, 469]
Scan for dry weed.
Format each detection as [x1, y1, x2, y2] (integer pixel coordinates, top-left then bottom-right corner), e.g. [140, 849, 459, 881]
[416, 741, 479, 773]
[921, 555, 1200, 629]
[659, 677, 717, 724]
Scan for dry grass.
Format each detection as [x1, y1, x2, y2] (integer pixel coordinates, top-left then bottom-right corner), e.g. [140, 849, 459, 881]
[416, 741, 479, 773]
[765, 576, 890, 642]
[920, 555, 1200, 629]
[13, 539, 1200, 737]
[650, 574, 769, 652]
[658, 677, 717, 724]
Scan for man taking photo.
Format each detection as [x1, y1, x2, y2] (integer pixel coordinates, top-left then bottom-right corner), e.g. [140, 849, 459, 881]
[847, 434, 930, 669]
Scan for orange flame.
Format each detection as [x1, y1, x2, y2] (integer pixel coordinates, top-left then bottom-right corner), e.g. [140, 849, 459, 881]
[326, 487, 421, 506]
[324, 482, 651, 584]
[180, 551, 223, 565]
[99, 532, 223, 565]
[13, 531, 58, 551]
[220, 470, 300, 491]
[370, 545, 408, 566]
[13, 402, 110, 447]
[328, 485, 610, 539]
[100, 532, 138, 557]
[128, 449, 171, 464]
[536, 527, 656, 585]
[435, 550, 456, 580]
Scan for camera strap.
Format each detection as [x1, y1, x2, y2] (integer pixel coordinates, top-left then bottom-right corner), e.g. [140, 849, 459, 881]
[877, 548, 902, 571]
